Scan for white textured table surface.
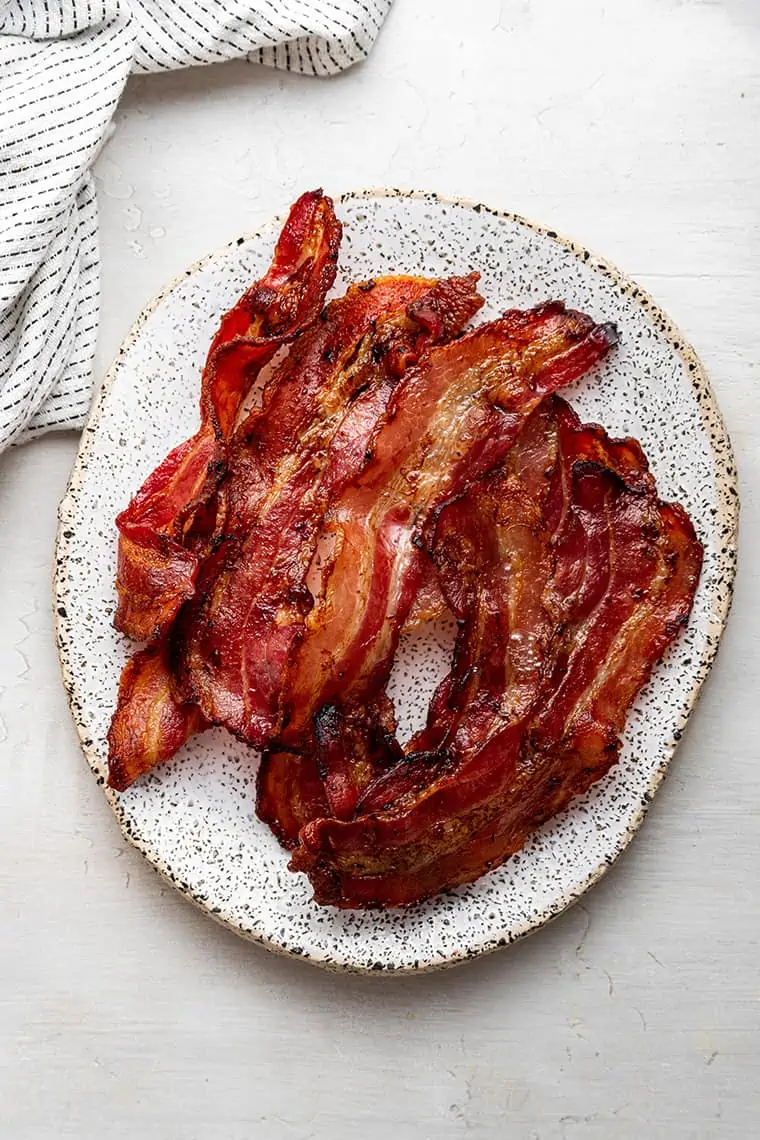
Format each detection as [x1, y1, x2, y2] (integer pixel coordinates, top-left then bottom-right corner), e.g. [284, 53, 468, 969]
[2, 2, 758, 1137]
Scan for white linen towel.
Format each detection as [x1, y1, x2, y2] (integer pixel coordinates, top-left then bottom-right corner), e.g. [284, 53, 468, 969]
[0, 0, 391, 451]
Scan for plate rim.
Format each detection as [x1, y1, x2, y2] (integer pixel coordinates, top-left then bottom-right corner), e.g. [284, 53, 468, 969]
[54, 187, 739, 974]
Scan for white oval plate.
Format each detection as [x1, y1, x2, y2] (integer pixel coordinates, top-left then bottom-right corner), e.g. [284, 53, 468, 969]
[55, 190, 737, 973]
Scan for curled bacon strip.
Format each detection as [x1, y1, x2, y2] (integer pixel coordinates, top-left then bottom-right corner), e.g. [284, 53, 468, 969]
[175, 275, 484, 743]
[256, 751, 329, 851]
[290, 398, 703, 907]
[114, 190, 342, 642]
[108, 273, 484, 789]
[106, 193, 702, 911]
[280, 303, 618, 751]
[107, 643, 206, 793]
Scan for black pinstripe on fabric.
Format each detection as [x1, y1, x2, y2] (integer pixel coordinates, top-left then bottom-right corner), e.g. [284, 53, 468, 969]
[1, 29, 128, 97]
[303, 38, 319, 75]
[138, 0, 230, 62]
[166, 0, 274, 58]
[4, 58, 130, 121]
[2, 263, 78, 422]
[0, 0, 391, 448]
[299, 0, 352, 35]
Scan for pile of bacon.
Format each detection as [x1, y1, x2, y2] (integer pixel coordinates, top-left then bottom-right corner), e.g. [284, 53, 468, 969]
[107, 190, 702, 909]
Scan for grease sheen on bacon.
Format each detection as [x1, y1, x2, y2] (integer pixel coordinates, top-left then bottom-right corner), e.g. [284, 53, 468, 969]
[113, 190, 342, 643]
[279, 303, 618, 751]
[175, 274, 484, 743]
[108, 273, 484, 789]
[290, 398, 703, 907]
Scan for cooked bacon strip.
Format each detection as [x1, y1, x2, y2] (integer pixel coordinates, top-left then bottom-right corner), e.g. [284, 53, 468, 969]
[256, 751, 329, 850]
[172, 276, 463, 677]
[400, 562, 448, 630]
[107, 274, 482, 791]
[257, 547, 446, 834]
[413, 398, 659, 758]
[114, 190, 342, 642]
[255, 570, 448, 844]
[411, 397, 563, 758]
[176, 275, 484, 743]
[256, 696, 405, 844]
[266, 399, 555, 832]
[313, 697, 403, 818]
[280, 303, 618, 749]
[107, 643, 207, 792]
[290, 399, 702, 907]
[261, 313, 616, 840]
[221, 275, 482, 541]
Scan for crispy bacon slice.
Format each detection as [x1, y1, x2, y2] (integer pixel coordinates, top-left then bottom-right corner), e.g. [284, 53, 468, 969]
[107, 274, 483, 791]
[256, 751, 329, 850]
[261, 399, 559, 841]
[220, 274, 482, 542]
[114, 190, 342, 642]
[413, 399, 659, 758]
[255, 689, 402, 845]
[258, 312, 617, 842]
[313, 697, 403, 818]
[290, 398, 702, 907]
[401, 562, 448, 630]
[280, 303, 618, 749]
[107, 191, 702, 913]
[175, 275, 484, 743]
[107, 643, 207, 792]
[411, 397, 563, 757]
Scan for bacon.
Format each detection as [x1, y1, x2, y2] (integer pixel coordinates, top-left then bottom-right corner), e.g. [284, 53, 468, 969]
[313, 696, 403, 818]
[107, 274, 483, 790]
[107, 643, 207, 792]
[113, 190, 342, 642]
[400, 562, 448, 630]
[175, 275, 484, 743]
[106, 194, 702, 912]
[256, 751, 329, 850]
[290, 398, 702, 907]
[410, 397, 563, 757]
[267, 401, 559, 846]
[258, 312, 617, 845]
[280, 304, 618, 749]
[171, 276, 464, 677]
[221, 274, 482, 541]
[256, 696, 403, 844]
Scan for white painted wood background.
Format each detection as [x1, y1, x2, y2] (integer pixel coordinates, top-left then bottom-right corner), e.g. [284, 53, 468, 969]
[1, 2, 758, 1136]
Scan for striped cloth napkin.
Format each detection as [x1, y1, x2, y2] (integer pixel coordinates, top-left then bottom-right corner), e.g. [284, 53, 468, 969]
[0, 0, 391, 452]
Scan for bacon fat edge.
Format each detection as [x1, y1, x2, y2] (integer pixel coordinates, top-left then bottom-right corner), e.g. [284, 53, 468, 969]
[175, 275, 485, 745]
[290, 396, 702, 907]
[113, 190, 342, 643]
[108, 274, 484, 789]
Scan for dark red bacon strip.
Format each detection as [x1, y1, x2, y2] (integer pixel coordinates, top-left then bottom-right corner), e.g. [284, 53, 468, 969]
[107, 643, 207, 792]
[106, 191, 704, 914]
[171, 274, 466, 686]
[114, 190, 342, 643]
[280, 304, 618, 749]
[290, 399, 702, 907]
[256, 751, 329, 850]
[312, 698, 402, 820]
[265, 400, 560, 846]
[108, 274, 483, 789]
[177, 275, 484, 744]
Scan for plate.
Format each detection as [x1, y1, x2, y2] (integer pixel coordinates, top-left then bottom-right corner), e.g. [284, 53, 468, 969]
[55, 190, 738, 973]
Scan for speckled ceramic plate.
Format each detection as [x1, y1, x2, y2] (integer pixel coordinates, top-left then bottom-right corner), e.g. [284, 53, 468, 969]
[55, 190, 737, 973]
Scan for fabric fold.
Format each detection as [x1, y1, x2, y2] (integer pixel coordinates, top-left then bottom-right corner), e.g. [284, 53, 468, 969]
[0, 0, 391, 451]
